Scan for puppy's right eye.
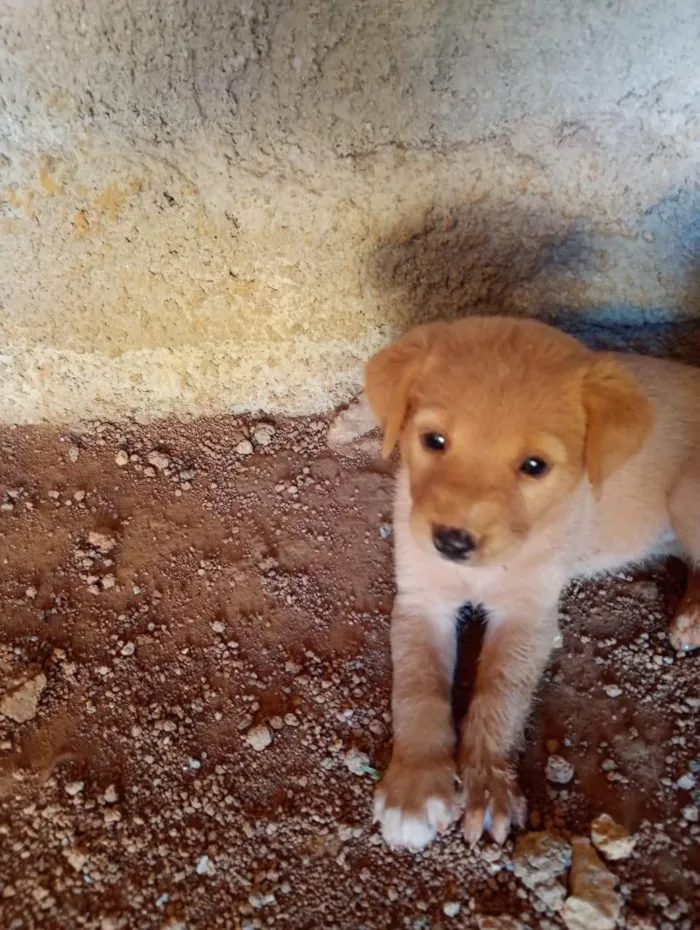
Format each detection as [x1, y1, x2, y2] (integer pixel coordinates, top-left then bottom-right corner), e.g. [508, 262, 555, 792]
[520, 456, 549, 477]
[422, 432, 447, 452]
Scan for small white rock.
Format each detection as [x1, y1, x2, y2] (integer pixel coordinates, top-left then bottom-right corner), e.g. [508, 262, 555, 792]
[147, 450, 170, 471]
[561, 837, 621, 930]
[677, 772, 696, 790]
[195, 854, 214, 875]
[591, 814, 636, 860]
[603, 685, 622, 698]
[0, 672, 47, 723]
[88, 531, 116, 553]
[546, 754, 575, 784]
[253, 425, 275, 447]
[344, 747, 370, 776]
[114, 450, 129, 467]
[443, 901, 461, 917]
[236, 440, 254, 456]
[68, 445, 80, 463]
[513, 830, 572, 901]
[63, 848, 87, 872]
[249, 892, 276, 909]
[245, 724, 272, 752]
[120, 642, 135, 657]
[65, 780, 85, 797]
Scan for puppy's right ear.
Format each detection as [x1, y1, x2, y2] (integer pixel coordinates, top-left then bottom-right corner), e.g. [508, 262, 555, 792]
[364, 326, 433, 458]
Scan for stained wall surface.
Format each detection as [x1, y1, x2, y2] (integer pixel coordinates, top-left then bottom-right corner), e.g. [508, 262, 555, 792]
[1, 0, 699, 422]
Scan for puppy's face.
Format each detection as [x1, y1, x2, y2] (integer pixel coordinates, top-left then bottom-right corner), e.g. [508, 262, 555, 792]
[365, 317, 652, 567]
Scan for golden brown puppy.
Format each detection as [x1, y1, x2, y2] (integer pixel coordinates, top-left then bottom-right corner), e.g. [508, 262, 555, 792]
[365, 316, 700, 851]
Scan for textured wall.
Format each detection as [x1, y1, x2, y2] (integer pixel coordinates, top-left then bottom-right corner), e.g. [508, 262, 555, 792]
[1, 0, 699, 423]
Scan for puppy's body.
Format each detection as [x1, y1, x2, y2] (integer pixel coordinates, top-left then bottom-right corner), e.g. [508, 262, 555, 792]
[366, 319, 700, 851]
[569, 355, 700, 574]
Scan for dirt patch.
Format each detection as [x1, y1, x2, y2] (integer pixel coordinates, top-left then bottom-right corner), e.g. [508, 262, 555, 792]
[0, 415, 697, 929]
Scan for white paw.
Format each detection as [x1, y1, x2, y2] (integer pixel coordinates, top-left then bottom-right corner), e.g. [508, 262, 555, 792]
[374, 791, 456, 851]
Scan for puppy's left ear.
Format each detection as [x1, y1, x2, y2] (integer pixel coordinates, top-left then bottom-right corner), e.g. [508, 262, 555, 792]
[582, 356, 653, 488]
[365, 325, 434, 457]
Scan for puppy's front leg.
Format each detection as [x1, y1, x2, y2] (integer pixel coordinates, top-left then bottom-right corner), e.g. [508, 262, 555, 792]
[374, 596, 461, 851]
[459, 605, 558, 845]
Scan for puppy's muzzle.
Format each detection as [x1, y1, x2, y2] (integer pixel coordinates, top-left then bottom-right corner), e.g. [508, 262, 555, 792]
[432, 525, 476, 562]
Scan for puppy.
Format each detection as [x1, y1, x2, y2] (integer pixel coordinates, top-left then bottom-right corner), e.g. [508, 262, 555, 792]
[365, 315, 700, 851]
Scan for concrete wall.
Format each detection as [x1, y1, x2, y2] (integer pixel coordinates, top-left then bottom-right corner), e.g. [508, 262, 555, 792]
[1, 0, 699, 423]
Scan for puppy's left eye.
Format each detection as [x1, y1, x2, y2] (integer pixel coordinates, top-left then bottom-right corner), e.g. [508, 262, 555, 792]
[422, 432, 447, 452]
[519, 456, 549, 478]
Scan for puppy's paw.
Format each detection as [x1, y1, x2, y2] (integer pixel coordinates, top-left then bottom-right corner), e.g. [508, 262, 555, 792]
[459, 753, 526, 847]
[373, 752, 461, 851]
[670, 603, 700, 651]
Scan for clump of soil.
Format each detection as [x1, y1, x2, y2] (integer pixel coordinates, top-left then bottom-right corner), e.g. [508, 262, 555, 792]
[0, 414, 697, 929]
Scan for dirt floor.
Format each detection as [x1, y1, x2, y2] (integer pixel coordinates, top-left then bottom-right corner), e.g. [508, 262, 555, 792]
[0, 413, 698, 930]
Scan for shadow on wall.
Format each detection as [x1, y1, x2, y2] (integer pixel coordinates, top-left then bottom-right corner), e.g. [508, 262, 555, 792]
[368, 202, 593, 329]
[368, 199, 700, 365]
[551, 309, 700, 367]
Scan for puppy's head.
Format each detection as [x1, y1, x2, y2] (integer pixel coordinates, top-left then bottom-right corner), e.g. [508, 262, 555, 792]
[365, 317, 652, 566]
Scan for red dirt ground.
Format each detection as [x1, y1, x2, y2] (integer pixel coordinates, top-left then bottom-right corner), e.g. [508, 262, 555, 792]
[0, 414, 697, 929]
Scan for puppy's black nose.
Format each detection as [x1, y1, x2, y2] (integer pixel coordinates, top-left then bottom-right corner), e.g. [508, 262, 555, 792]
[432, 525, 476, 561]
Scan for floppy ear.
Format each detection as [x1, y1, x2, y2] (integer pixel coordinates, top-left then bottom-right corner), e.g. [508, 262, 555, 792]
[582, 356, 653, 488]
[364, 326, 433, 458]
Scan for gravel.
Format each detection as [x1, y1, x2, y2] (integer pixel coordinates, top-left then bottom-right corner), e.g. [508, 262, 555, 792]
[0, 412, 697, 929]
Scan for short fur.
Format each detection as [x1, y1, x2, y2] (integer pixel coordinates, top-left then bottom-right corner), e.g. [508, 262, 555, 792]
[366, 316, 700, 851]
